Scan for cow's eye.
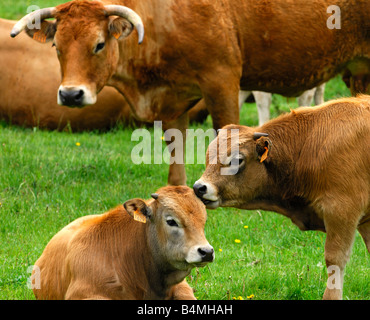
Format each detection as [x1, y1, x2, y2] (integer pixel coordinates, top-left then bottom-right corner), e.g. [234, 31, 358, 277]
[227, 154, 244, 167]
[236, 154, 245, 166]
[166, 218, 179, 227]
[94, 42, 105, 53]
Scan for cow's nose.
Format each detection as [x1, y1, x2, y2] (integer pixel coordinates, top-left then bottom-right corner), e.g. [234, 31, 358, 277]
[59, 89, 85, 107]
[193, 181, 207, 198]
[198, 246, 214, 262]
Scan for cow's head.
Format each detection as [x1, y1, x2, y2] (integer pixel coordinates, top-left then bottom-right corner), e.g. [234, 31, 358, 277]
[124, 186, 214, 271]
[11, 0, 144, 107]
[193, 125, 271, 209]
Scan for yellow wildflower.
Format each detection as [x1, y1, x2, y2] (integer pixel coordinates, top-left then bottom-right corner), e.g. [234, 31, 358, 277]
[247, 294, 255, 299]
[219, 248, 222, 252]
[76, 142, 81, 146]
[244, 225, 248, 229]
[234, 239, 241, 243]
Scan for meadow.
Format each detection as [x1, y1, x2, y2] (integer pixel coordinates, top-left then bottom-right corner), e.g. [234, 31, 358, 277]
[0, 0, 369, 300]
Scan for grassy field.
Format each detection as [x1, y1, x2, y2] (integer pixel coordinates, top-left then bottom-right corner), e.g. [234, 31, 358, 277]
[0, 1, 369, 300]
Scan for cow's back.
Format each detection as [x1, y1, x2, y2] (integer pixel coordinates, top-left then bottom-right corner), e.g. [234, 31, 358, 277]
[262, 96, 370, 213]
[33, 214, 103, 299]
[228, 0, 369, 95]
[33, 207, 147, 300]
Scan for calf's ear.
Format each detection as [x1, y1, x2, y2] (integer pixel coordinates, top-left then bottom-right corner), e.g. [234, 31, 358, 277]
[25, 21, 56, 43]
[124, 198, 152, 223]
[109, 17, 134, 40]
[255, 136, 271, 163]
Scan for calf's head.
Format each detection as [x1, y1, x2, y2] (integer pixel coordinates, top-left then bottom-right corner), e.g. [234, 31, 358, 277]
[11, 0, 144, 107]
[124, 186, 214, 271]
[193, 125, 271, 209]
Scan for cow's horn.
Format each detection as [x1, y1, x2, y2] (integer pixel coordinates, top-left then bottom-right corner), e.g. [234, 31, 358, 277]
[253, 132, 269, 140]
[151, 193, 159, 200]
[104, 5, 144, 44]
[10, 7, 57, 38]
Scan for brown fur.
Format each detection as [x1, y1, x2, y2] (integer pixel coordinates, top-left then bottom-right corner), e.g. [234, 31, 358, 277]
[14, 0, 370, 185]
[32, 186, 211, 300]
[0, 18, 142, 131]
[197, 95, 370, 300]
[0, 19, 205, 131]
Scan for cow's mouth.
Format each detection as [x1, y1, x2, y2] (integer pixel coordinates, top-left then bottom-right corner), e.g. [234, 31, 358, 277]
[193, 180, 220, 209]
[199, 199, 220, 209]
[192, 261, 210, 268]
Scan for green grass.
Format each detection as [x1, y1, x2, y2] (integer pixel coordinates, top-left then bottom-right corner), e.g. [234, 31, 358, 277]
[0, 1, 368, 300]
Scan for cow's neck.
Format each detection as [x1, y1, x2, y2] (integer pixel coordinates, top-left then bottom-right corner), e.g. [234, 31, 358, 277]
[247, 113, 327, 231]
[142, 225, 192, 299]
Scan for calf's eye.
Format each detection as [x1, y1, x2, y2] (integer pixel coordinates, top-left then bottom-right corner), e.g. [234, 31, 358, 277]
[94, 42, 105, 53]
[166, 218, 179, 227]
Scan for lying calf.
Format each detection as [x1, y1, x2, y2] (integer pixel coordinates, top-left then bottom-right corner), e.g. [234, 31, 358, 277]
[32, 186, 214, 299]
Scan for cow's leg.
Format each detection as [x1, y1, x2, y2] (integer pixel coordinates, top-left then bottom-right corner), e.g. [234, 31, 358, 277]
[200, 75, 240, 130]
[297, 88, 315, 106]
[238, 91, 251, 111]
[65, 281, 113, 300]
[358, 216, 370, 253]
[252, 91, 271, 126]
[166, 279, 196, 300]
[163, 112, 189, 186]
[314, 83, 326, 105]
[323, 213, 359, 300]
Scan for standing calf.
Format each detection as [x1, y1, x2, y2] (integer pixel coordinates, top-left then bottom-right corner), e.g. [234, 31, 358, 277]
[194, 95, 370, 300]
[32, 186, 214, 300]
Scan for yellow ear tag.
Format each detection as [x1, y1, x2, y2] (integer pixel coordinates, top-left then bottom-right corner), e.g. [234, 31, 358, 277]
[133, 209, 146, 224]
[112, 32, 120, 40]
[260, 147, 269, 163]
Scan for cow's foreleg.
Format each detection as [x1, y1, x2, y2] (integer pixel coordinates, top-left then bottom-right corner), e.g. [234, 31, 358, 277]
[163, 112, 189, 186]
[166, 279, 196, 300]
[323, 213, 359, 300]
[201, 77, 240, 129]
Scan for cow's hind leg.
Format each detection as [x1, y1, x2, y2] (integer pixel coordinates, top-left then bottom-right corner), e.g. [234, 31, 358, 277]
[358, 214, 370, 253]
[323, 212, 360, 300]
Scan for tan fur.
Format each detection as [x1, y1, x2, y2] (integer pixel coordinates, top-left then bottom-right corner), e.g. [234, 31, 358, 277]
[14, 0, 370, 185]
[197, 95, 370, 300]
[0, 18, 143, 131]
[0, 18, 206, 130]
[32, 186, 211, 300]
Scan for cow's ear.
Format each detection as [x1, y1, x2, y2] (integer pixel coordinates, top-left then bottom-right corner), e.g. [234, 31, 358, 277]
[25, 20, 56, 43]
[255, 136, 271, 163]
[124, 198, 152, 223]
[108, 17, 134, 40]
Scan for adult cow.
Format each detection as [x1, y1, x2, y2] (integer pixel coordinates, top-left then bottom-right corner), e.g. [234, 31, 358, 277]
[193, 95, 370, 300]
[0, 18, 207, 130]
[0, 18, 137, 131]
[11, 0, 370, 185]
[31, 186, 214, 300]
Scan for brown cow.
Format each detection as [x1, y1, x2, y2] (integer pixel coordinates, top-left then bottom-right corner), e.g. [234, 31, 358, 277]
[0, 18, 205, 130]
[193, 95, 370, 300]
[31, 186, 214, 300]
[11, 0, 370, 185]
[0, 18, 141, 131]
